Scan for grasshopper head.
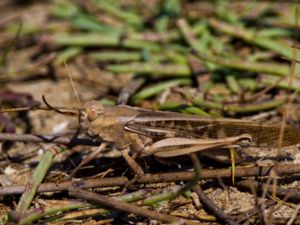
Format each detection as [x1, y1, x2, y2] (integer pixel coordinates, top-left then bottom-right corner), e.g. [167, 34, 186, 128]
[80, 101, 104, 136]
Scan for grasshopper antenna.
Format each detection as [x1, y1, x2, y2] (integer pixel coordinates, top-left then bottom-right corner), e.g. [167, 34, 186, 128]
[63, 60, 84, 122]
[42, 95, 65, 114]
[64, 60, 81, 107]
[0, 101, 64, 113]
[42, 95, 78, 117]
[0, 100, 79, 114]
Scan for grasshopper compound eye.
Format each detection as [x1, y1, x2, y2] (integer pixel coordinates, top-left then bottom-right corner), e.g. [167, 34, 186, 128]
[86, 108, 98, 121]
[83, 100, 104, 122]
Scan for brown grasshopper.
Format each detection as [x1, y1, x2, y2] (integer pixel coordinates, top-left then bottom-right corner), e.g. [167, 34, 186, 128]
[2, 98, 300, 175]
[75, 100, 300, 175]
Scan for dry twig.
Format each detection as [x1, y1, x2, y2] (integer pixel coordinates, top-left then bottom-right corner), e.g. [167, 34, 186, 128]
[1, 163, 300, 195]
[69, 187, 200, 225]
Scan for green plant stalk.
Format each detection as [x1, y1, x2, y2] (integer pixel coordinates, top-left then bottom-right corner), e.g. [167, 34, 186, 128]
[55, 47, 82, 65]
[158, 103, 213, 116]
[90, 51, 141, 62]
[88, 46, 182, 66]
[52, 0, 209, 44]
[177, 19, 203, 52]
[123, 22, 211, 43]
[18, 202, 89, 225]
[256, 28, 291, 38]
[92, 0, 143, 27]
[53, 190, 149, 223]
[90, 51, 168, 63]
[51, 1, 79, 19]
[16, 189, 150, 224]
[193, 98, 285, 114]
[238, 78, 258, 91]
[194, 51, 290, 77]
[226, 75, 240, 94]
[15, 148, 63, 214]
[208, 18, 293, 59]
[52, 1, 122, 34]
[140, 22, 212, 45]
[192, 99, 222, 111]
[71, 14, 120, 33]
[141, 185, 182, 206]
[261, 75, 300, 91]
[265, 15, 297, 29]
[177, 19, 232, 70]
[164, 43, 190, 55]
[107, 62, 191, 77]
[158, 102, 185, 110]
[119, 189, 150, 203]
[181, 106, 210, 116]
[155, 16, 170, 34]
[131, 78, 191, 103]
[53, 34, 161, 51]
[247, 51, 275, 62]
[163, 50, 188, 64]
[177, 18, 218, 70]
[131, 29, 180, 42]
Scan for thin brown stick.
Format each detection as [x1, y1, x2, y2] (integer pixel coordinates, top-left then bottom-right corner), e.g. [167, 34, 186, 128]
[234, 199, 276, 223]
[69, 187, 200, 225]
[0, 177, 129, 195]
[244, 76, 285, 102]
[193, 185, 239, 225]
[1, 163, 300, 195]
[117, 77, 145, 105]
[70, 142, 108, 176]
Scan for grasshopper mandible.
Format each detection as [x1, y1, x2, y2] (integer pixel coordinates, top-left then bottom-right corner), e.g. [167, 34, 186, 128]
[77, 100, 300, 175]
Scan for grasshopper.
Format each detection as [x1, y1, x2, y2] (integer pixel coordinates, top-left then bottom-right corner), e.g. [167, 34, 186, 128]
[2, 98, 300, 175]
[76, 100, 300, 175]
